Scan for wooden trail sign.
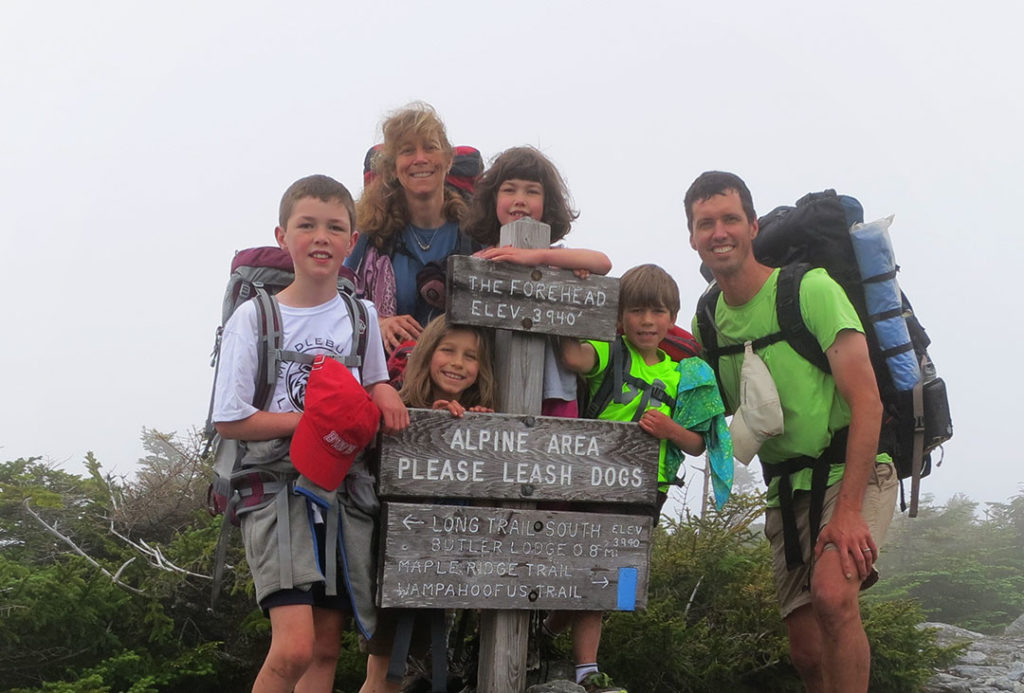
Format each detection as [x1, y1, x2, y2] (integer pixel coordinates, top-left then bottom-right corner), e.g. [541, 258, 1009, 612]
[445, 255, 619, 341]
[379, 409, 659, 504]
[379, 502, 652, 611]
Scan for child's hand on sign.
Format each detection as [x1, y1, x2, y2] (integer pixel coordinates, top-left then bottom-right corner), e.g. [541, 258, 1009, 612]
[638, 409, 706, 457]
[432, 399, 493, 418]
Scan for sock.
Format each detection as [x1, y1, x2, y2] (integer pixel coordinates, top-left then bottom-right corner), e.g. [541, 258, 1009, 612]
[575, 663, 598, 684]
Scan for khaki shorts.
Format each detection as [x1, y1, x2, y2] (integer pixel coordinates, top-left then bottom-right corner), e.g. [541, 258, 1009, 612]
[765, 461, 899, 619]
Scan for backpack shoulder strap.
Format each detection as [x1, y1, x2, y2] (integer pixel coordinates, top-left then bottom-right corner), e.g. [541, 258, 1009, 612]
[696, 283, 736, 400]
[696, 283, 723, 371]
[273, 288, 370, 370]
[253, 288, 283, 410]
[347, 232, 371, 274]
[337, 289, 369, 368]
[775, 263, 830, 374]
[583, 336, 627, 419]
[456, 228, 481, 256]
[583, 336, 674, 421]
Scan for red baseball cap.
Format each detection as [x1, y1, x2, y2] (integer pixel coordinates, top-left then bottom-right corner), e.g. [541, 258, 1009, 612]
[290, 354, 381, 491]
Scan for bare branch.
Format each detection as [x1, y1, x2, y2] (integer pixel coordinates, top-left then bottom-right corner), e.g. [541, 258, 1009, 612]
[21, 498, 144, 595]
[107, 525, 210, 580]
[684, 575, 703, 620]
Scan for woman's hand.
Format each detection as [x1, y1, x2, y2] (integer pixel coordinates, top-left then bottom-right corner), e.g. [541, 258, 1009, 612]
[379, 314, 423, 352]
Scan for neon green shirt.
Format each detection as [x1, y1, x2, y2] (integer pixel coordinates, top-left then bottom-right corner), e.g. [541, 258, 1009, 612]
[695, 268, 864, 506]
[585, 337, 680, 486]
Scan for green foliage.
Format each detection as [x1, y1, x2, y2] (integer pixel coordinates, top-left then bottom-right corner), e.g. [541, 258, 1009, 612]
[867, 490, 1024, 633]
[598, 490, 798, 692]
[4, 435, 1019, 691]
[0, 438, 266, 692]
[863, 600, 965, 693]
[596, 486, 969, 693]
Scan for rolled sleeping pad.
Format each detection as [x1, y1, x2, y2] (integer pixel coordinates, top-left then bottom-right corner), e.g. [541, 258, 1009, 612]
[849, 216, 921, 391]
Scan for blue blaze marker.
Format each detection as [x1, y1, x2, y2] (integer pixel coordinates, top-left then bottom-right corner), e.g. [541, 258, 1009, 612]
[616, 567, 638, 610]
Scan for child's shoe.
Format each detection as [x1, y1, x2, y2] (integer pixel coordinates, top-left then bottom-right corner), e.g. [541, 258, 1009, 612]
[579, 671, 627, 693]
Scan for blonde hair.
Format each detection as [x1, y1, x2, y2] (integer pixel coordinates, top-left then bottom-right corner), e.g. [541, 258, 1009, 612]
[400, 315, 496, 409]
[355, 102, 466, 251]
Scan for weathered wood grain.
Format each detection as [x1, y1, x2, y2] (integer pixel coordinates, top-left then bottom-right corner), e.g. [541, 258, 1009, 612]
[379, 502, 651, 611]
[445, 255, 619, 341]
[379, 409, 660, 505]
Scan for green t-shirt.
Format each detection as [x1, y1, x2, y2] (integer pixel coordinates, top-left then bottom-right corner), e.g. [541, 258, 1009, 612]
[694, 268, 863, 505]
[585, 337, 680, 485]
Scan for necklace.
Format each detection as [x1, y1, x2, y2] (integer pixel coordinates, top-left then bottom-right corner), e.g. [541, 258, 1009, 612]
[410, 225, 441, 251]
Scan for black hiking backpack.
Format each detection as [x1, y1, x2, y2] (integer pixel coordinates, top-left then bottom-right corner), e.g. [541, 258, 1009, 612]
[695, 191, 952, 520]
[202, 246, 371, 604]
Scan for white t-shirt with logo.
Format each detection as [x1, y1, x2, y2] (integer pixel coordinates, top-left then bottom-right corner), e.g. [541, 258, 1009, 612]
[213, 293, 388, 423]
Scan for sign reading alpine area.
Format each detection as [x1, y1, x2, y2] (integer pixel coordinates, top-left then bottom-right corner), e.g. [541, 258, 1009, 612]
[379, 409, 659, 504]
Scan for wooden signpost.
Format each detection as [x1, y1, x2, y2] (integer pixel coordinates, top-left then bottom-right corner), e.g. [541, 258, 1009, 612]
[377, 218, 656, 692]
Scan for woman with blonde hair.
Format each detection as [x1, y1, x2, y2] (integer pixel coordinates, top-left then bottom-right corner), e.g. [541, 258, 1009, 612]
[347, 102, 478, 354]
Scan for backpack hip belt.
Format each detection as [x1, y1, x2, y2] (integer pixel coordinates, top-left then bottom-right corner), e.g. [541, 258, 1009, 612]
[761, 427, 848, 570]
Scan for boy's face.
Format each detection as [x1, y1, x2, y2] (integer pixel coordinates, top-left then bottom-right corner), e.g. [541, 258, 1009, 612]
[619, 305, 676, 355]
[275, 197, 354, 281]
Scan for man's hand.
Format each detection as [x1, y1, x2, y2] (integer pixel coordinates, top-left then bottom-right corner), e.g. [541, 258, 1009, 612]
[815, 506, 877, 582]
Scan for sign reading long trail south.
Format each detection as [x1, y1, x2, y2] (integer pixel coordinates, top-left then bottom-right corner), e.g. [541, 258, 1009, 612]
[379, 502, 652, 611]
[378, 409, 660, 504]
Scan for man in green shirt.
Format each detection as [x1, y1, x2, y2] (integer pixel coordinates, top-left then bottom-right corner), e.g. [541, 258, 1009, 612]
[685, 171, 898, 693]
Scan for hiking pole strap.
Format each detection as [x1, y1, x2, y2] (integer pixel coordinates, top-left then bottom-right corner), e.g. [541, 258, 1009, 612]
[388, 611, 416, 683]
[276, 489, 294, 590]
[909, 375, 926, 517]
[209, 492, 240, 610]
[324, 499, 340, 597]
[429, 609, 447, 693]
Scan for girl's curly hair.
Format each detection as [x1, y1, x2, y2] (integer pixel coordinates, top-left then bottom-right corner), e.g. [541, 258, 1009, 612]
[462, 146, 578, 247]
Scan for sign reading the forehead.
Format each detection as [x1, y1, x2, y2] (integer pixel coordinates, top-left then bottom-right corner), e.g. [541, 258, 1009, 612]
[446, 255, 619, 341]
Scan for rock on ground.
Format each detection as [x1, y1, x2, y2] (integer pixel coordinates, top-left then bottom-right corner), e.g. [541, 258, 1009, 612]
[922, 621, 1024, 693]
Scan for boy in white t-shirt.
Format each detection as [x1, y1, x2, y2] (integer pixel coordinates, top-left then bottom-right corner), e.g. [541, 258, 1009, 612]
[213, 174, 408, 693]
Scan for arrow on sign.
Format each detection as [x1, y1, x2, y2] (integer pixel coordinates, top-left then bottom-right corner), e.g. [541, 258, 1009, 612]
[403, 514, 425, 530]
[591, 576, 610, 588]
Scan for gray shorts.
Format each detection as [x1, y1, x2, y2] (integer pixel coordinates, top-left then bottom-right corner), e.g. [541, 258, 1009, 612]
[765, 461, 899, 619]
[240, 491, 326, 605]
